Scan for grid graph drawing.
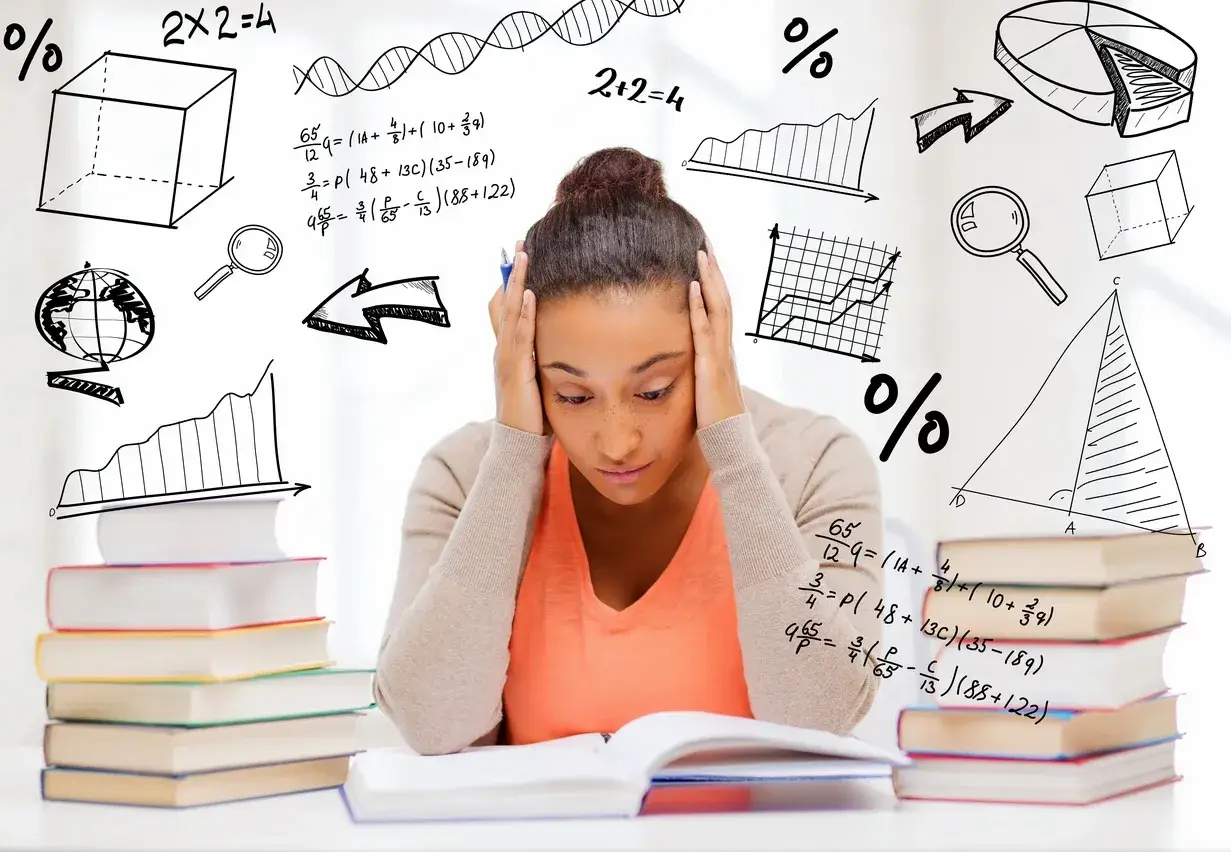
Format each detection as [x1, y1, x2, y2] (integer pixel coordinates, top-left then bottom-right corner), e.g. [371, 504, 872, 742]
[52, 361, 308, 519]
[746, 225, 900, 363]
[37, 52, 236, 229]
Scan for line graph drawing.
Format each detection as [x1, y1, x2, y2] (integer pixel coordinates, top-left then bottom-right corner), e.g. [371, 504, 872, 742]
[745, 224, 900, 363]
[51, 360, 309, 519]
[292, 0, 686, 97]
[951, 290, 1195, 543]
[683, 100, 878, 201]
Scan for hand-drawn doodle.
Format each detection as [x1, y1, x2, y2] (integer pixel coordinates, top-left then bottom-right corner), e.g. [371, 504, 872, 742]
[863, 372, 950, 462]
[684, 100, 878, 201]
[35, 263, 154, 406]
[1086, 151, 1191, 261]
[744, 224, 899, 363]
[950, 290, 1196, 543]
[51, 361, 309, 518]
[994, 1, 1195, 138]
[3, 17, 63, 81]
[292, 0, 686, 97]
[195, 225, 284, 300]
[781, 16, 838, 79]
[37, 51, 236, 228]
[302, 269, 450, 343]
[951, 186, 1066, 306]
[588, 68, 683, 111]
[911, 89, 1013, 153]
[161, 4, 276, 47]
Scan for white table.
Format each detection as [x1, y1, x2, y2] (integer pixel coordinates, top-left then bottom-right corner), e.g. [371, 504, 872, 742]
[0, 747, 1223, 850]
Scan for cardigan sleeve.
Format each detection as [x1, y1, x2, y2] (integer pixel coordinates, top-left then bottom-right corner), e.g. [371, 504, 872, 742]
[373, 421, 552, 755]
[696, 411, 886, 735]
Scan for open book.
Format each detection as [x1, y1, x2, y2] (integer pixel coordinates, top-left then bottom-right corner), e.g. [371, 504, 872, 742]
[341, 711, 909, 822]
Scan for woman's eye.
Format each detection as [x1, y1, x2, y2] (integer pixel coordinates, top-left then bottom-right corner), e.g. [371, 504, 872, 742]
[554, 393, 590, 406]
[640, 384, 675, 402]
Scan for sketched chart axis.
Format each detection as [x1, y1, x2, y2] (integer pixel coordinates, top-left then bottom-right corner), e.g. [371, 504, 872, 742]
[293, 0, 686, 96]
[52, 361, 309, 519]
[994, 1, 1196, 138]
[37, 51, 236, 229]
[952, 290, 1194, 541]
[1085, 150, 1192, 261]
[745, 224, 900, 364]
[303, 269, 450, 344]
[684, 100, 878, 201]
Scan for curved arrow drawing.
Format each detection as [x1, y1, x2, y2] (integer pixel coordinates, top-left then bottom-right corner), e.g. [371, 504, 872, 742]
[911, 89, 1013, 153]
[303, 269, 450, 343]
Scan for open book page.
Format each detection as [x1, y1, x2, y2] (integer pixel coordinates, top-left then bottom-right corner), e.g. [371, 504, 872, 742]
[356, 740, 632, 794]
[606, 711, 910, 778]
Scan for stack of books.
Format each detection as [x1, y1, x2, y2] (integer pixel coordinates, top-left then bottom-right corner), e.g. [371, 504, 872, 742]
[892, 529, 1204, 805]
[36, 499, 376, 808]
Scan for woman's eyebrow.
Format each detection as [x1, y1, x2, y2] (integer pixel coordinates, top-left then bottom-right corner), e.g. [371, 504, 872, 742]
[541, 351, 687, 378]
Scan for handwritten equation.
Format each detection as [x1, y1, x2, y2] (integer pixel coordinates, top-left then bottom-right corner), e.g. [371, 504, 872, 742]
[294, 113, 510, 236]
[588, 68, 683, 111]
[296, 115, 486, 162]
[932, 560, 1056, 628]
[162, 5, 274, 46]
[782, 626, 1049, 725]
[305, 179, 516, 236]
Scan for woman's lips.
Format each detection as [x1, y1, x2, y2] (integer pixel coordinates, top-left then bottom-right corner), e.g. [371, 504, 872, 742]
[599, 462, 651, 484]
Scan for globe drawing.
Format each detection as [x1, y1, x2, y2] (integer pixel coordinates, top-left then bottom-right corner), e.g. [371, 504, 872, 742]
[36, 263, 154, 365]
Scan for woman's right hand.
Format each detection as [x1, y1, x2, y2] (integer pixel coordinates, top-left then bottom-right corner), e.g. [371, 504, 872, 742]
[490, 244, 545, 436]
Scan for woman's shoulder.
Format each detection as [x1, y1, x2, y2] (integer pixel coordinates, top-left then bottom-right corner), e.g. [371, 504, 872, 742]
[412, 418, 498, 496]
[742, 386, 879, 491]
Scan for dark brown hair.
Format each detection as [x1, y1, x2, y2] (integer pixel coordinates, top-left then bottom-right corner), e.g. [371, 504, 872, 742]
[522, 147, 707, 307]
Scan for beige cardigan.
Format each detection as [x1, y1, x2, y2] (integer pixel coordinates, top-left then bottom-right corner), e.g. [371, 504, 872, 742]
[375, 385, 886, 755]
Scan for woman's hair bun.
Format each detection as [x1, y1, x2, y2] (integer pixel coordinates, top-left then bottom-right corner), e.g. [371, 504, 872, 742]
[555, 147, 668, 204]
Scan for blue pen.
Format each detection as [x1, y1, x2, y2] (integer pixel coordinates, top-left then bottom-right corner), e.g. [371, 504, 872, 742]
[501, 247, 513, 290]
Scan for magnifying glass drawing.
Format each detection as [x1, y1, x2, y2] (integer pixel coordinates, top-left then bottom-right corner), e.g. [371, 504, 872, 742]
[195, 224, 284, 300]
[950, 186, 1066, 306]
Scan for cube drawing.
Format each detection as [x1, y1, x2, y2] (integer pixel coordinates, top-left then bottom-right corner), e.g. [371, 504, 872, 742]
[37, 51, 236, 229]
[1085, 151, 1191, 261]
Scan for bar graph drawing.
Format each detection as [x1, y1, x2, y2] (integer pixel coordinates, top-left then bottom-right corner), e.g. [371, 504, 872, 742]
[746, 224, 900, 363]
[52, 361, 309, 518]
[683, 100, 878, 201]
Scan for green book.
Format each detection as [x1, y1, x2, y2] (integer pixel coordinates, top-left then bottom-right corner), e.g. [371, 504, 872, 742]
[46, 666, 377, 727]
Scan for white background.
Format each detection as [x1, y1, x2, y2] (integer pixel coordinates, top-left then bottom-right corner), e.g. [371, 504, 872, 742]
[0, 0, 1225, 822]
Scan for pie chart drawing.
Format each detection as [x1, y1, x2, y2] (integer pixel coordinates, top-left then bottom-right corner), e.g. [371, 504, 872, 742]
[994, 1, 1196, 137]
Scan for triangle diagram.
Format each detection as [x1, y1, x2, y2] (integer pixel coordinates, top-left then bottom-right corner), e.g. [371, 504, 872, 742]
[955, 291, 1193, 537]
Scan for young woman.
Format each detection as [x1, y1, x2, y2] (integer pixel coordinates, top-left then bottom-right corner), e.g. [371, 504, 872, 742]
[375, 147, 885, 755]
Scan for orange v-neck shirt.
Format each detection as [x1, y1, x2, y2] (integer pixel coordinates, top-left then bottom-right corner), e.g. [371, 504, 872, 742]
[503, 441, 753, 745]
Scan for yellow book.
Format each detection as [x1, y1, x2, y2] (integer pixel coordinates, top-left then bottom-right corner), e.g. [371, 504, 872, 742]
[35, 619, 333, 683]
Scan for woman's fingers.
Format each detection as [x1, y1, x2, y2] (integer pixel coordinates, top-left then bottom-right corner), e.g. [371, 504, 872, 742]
[698, 249, 733, 343]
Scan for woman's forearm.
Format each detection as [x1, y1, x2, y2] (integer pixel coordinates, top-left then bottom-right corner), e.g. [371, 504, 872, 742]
[374, 422, 552, 754]
[697, 412, 886, 735]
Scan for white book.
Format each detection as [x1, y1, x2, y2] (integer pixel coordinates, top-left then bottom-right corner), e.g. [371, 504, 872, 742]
[341, 711, 909, 822]
[46, 558, 322, 631]
[95, 499, 289, 565]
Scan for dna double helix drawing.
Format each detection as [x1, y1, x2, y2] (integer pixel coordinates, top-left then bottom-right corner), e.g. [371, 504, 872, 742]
[293, 0, 687, 97]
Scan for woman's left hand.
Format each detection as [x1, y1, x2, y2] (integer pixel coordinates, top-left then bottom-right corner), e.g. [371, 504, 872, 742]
[689, 248, 746, 429]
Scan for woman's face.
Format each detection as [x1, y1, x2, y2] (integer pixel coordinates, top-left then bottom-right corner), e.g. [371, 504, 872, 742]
[534, 286, 697, 506]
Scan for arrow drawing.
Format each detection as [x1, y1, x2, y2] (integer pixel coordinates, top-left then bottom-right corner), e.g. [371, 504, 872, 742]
[911, 89, 1013, 153]
[303, 269, 450, 343]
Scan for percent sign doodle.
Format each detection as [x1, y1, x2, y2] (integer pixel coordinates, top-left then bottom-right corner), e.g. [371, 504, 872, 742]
[864, 372, 950, 462]
[3, 18, 62, 82]
[781, 17, 838, 79]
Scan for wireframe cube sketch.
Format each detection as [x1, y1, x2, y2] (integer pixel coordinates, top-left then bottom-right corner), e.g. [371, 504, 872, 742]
[1085, 151, 1192, 261]
[37, 51, 236, 229]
